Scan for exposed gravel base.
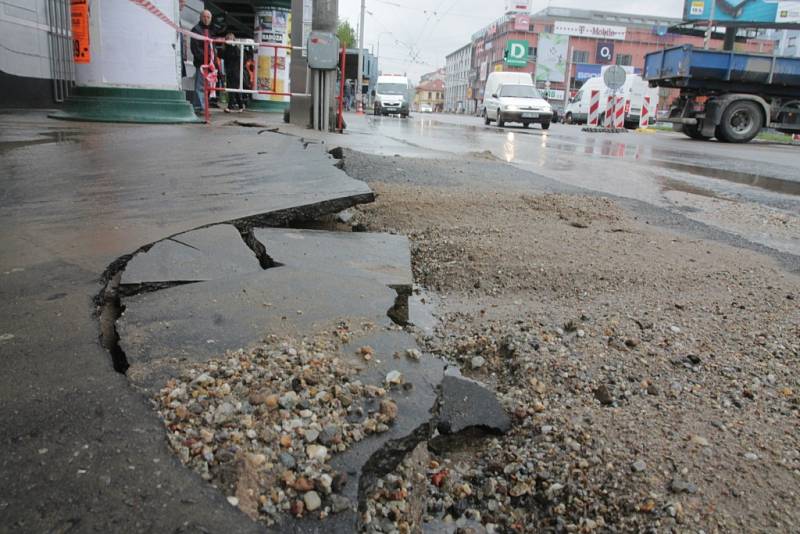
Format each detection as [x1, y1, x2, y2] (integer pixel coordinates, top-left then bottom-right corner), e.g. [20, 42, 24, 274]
[345, 151, 800, 533]
[154, 328, 400, 526]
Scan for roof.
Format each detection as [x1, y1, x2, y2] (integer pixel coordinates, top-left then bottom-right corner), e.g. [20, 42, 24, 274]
[416, 79, 444, 92]
[531, 6, 681, 28]
[471, 5, 683, 39]
[446, 43, 472, 59]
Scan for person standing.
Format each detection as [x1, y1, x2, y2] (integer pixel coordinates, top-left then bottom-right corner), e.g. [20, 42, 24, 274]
[190, 10, 214, 113]
[223, 33, 244, 113]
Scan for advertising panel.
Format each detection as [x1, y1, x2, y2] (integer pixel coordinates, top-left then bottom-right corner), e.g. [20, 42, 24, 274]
[255, 7, 292, 104]
[684, 0, 800, 24]
[596, 42, 614, 64]
[535, 33, 568, 83]
[505, 40, 529, 67]
[514, 14, 531, 31]
[554, 21, 626, 41]
[70, 0, 90, 64]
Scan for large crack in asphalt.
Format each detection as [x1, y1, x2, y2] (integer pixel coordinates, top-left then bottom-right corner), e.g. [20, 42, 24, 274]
[95, 194, 377, 377]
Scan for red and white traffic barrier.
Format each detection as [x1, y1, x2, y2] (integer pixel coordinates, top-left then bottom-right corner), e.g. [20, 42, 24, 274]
[588, 90, 600, 127]
[640, 96, 651, 128]
[614, 95, 625, 129]
[604, 95, 614, 128]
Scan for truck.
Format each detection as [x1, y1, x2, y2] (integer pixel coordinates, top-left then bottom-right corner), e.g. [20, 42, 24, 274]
[374, 74, 414, 118]
[644, 44, 800, 143]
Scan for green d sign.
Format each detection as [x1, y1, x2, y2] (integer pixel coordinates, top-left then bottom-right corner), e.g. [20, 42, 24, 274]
[505, 40, 528, 68]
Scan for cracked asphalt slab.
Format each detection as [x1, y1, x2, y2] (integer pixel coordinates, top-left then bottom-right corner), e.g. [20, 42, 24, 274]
[1, 110, 509, 533]
[0, 111, 380, 532]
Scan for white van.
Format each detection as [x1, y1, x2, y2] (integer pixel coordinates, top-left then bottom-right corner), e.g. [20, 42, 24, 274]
[627, 76, 659, 127]
[374, 74, 413, 118]
[483, 71, 553, 129]
[564, 74, 658, 127]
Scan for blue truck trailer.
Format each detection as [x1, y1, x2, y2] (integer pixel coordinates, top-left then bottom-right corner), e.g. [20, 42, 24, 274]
[644, 45, 800, 143]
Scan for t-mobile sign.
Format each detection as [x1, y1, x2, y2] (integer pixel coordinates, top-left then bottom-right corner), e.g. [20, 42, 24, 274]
[554, 21, 627, 41]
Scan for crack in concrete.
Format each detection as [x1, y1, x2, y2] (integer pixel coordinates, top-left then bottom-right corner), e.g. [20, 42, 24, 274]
[95, 194, 377, 375]
[167, 237, 202, 252]
[234, 226, 279, 270]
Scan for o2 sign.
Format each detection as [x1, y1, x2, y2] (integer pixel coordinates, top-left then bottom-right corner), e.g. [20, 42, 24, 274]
[596, 41, 614, 64]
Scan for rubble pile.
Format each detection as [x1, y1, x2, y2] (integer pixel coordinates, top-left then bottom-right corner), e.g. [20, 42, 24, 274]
[155, 332, 399, 525]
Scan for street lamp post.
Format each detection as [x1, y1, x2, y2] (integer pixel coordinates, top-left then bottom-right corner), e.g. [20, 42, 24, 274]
[356, 0, 366, 112]
[376, 31, 392, 63]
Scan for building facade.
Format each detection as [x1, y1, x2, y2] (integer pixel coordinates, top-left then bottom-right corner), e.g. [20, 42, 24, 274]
[465, 7, 775, 114]
[445, 43, 473, 113]
[768, 29, 800, 57]
[415, 79, 444, 112]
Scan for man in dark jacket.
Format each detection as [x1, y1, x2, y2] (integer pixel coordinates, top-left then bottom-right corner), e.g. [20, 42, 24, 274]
[191, 9, 213, 113]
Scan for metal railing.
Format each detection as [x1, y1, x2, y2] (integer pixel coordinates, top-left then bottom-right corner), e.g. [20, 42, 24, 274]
[46, 0, 75, 103]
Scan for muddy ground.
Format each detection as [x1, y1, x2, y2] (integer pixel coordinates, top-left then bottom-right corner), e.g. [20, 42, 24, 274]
[342, 149, 800, 533]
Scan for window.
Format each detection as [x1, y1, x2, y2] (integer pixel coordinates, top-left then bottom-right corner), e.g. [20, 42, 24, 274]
[616, 54, 633, 66]
[528, 46, 537, 59]
[573, 50, 589, 63]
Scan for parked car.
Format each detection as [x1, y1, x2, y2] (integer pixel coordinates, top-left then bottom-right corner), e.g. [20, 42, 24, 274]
[420, 103, 433, 113]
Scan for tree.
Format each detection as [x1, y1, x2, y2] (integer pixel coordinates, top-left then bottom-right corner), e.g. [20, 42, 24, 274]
[337, 20, 356, 49]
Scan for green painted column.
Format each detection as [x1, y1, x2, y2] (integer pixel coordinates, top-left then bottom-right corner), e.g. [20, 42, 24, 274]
[248, 0, 292, 113]
[51, 0, 198, 124]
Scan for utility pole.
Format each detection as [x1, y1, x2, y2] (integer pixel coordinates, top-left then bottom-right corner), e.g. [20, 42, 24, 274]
[703, 0, 716, 49]
[357, 0, 366, 112]
[311, 0, 338, 130]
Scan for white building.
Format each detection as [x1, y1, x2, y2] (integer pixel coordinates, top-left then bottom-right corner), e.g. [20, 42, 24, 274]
[776, 30, 800, 57]
[445, 43, 473, 113]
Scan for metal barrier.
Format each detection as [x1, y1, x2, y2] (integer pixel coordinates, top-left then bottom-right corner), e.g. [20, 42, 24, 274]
[46, 0, 74, 103]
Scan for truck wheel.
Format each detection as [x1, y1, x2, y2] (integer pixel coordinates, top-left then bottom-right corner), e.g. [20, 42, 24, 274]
[718, 100, 763, 143]
[497, 111, 505, 128]
[565, 112, 574, 125]
[541, 122, 550, 131]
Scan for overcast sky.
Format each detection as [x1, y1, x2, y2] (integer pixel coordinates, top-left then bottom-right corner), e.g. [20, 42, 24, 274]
[337, 0, 685, 82]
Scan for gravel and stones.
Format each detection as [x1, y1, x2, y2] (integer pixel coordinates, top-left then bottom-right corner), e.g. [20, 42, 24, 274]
[344, 150, 800, 533]
[155, 333, 401, 526]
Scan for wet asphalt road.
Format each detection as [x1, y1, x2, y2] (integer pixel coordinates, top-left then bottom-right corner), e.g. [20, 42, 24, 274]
[325, 112, 800, 262]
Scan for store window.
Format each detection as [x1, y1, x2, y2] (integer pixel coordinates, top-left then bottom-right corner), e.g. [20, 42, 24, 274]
[573, 50, 589, 63]
[616, 54, 633, 66]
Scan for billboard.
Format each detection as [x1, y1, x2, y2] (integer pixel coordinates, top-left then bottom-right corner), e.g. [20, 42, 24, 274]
[535, 33, 569, 83]
[684, 1, 800, 24]
[505, 40, 529, 68]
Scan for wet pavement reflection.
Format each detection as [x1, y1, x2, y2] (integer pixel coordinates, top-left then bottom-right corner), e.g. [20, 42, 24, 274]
[337, 112, 800, 257]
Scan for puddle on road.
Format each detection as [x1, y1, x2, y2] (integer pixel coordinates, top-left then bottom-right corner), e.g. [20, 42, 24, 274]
[408, 287, 439, 335]
[659, 177, 728, 200]
[659, 161, 800, 196]
[0, 130, 81, 154]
